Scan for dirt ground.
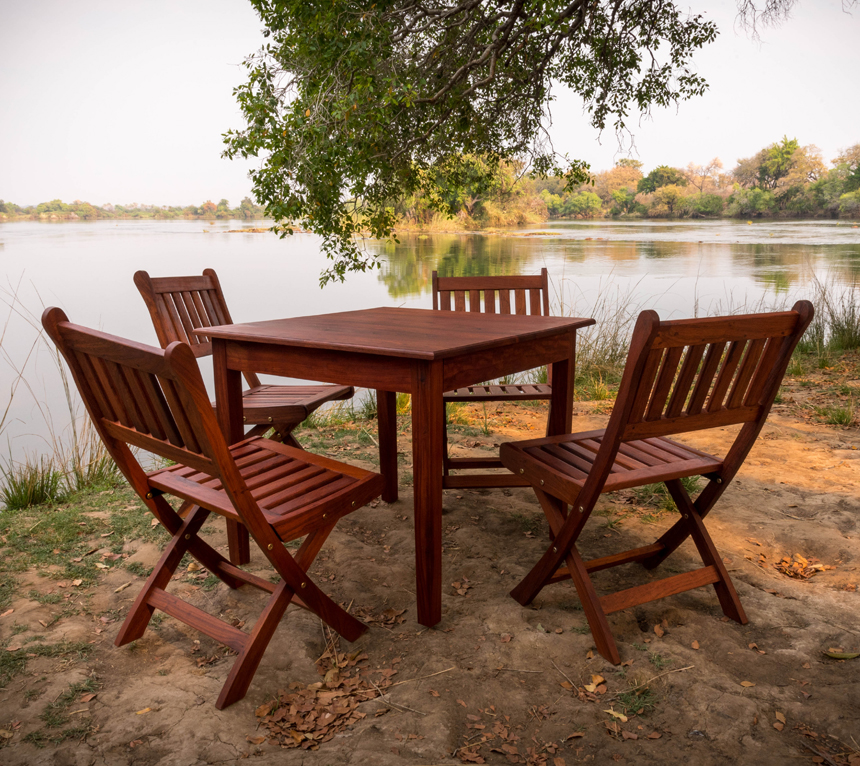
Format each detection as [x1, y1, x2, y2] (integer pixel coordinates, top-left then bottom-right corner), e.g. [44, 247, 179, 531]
[1, 397, 858, 766]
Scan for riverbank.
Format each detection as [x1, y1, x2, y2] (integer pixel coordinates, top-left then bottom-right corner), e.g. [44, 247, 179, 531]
[1, 354, 858, 765]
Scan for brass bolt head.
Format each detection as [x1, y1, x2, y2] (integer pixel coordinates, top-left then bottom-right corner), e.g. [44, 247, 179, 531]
[267, 543, 273, 550]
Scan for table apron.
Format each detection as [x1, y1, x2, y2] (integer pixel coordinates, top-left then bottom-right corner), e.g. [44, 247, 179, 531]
[225, 342, 414, 391]
[442, 333, 574, 393]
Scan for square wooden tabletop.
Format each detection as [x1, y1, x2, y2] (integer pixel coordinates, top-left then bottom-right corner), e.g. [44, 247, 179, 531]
[197, 306, 595, 360]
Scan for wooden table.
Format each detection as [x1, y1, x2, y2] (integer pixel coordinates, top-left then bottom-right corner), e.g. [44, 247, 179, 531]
[199, 307, 595, 627]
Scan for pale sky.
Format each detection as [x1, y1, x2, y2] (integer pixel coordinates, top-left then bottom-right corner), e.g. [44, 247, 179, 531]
[1, 0, 858, 208]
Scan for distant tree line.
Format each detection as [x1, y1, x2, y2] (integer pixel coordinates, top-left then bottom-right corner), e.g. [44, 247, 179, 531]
[394, 138, 860, 226]
[0, 197, 267, 221]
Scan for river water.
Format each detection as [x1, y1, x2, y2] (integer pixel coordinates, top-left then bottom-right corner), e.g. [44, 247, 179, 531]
[1, 217, 859, 462]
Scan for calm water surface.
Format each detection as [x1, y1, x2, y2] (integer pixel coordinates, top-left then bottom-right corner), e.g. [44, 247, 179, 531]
[1, 218, 859, 461]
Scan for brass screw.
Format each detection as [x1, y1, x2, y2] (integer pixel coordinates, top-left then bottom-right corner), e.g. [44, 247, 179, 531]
[267, 543, 273, 550]
[351, 501, 355, 507]
[145, 491, 153, 499]
[715, 477, 723, 484]
[243, 416, 247, 423]
[519, 468, 524, 474]
[184, 534, 191, 540]
[301, 582, 307, 589]
[323, 513, 328, 519]
[683, 514, 689, 519]
[268, 416, 273, 423]
[578, 506, 585, 514]
[540, 479, 544, 486]
[553, 546, 557, 553]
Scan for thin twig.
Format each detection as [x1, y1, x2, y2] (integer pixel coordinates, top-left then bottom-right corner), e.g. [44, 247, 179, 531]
[551, 659, 575, 686]
[360, 427, 379, 447]
[800, 742, 839, 766]
[388, 666, 456, 688]
[613, 665, 695, 695]
[496, 667, 542, 673]
[368, 678, 426, 716]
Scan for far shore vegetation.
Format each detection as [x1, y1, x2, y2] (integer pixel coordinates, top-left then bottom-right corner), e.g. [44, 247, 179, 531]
[0, 197, 266, 222]
[3, 138, 859, 231]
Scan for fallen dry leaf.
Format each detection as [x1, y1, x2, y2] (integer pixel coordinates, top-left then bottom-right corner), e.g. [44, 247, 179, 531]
[584, 674, 605, 693]
[691, 640, 700, 650]
[457, 699, 467, 707]
[823, 649, 860, 660]
[740, 681, 756, 688]
[621, 731, 638, 740]
[79, 693, 97, 703]
[773, 722, 784, 732]
[500, 634, 512, 643]
[429, 689, 440, 697]
[604, 708, 628, 722]
[0, 609, 13, 619]
[653, 624, 664, 638]
[136, 707, 152, 715]
[646, 732, 662, 739]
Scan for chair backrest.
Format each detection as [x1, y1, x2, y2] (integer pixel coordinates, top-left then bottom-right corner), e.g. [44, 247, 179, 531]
[134, 269, 261, 388]
[42, 306, 245, 496]
[609, 301, 813, 443]
[432, 269, 550, 316]
[571, 301, 814, 508]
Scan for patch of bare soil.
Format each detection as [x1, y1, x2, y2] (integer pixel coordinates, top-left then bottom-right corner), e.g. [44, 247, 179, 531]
[1, 402, 858, 766]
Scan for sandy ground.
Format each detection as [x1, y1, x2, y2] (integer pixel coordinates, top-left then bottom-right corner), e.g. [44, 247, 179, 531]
[1, 402, 858, 765]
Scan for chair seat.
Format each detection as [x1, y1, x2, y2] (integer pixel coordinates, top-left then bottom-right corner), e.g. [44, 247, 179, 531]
[148, 437, 383, 541]
[501, 428, 722, 503]
[443, 383, 552, 402]
[212, 384, 354, 424]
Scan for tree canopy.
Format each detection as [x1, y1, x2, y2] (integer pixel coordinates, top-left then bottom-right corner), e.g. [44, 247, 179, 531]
[224, 0, 723, 283]
[223, 0, 852, 283]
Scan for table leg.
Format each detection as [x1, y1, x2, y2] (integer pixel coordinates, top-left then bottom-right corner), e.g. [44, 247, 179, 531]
[547, 331, 576, 437]
[410, 361, 444, 627]
[376, 389, 398, 503]
[213, 339, 250, 566]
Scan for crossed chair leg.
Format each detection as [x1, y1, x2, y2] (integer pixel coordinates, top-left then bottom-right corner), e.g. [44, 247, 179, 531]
[511, 479, 747, 665]
[115, 496, 365, 709]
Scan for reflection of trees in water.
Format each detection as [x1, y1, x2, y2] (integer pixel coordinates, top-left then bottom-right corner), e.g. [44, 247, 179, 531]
[373, 231, 860, 302]
[376, 234, 550, 299]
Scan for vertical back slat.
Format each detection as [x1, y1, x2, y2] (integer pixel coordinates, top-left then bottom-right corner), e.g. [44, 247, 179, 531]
[157, 377, 194, 451]
[124, 367, 163, 438]
[707, 341, 746, 413]
[727, 338, 766, 409]
[744, 336, 784, 405]
[629, 348, 665, 423]
[665, 344, 706, 418]
[529, 288, 541, 315]
[162, 295, 190, 344]
[454, 291, 466, 312]
[111, 363, 148, 432]
[199, 289, 222, 327]
[499, 290, 512, 314]
[645, 346, 684, 421]
[171, 292, 197, 345]
[439, 291, 451, 310]
[73, 351, 111, 420]
[687, 342, 726, 415]
[139, 371, 182, 445]
[514, 289, 527, 315]
[91, 357, 126, 423]
[485, 290, 496, 314]
[469, 289, 481, 312]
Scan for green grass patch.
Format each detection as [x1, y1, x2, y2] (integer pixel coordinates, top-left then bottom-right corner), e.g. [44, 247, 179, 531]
[0, 641, 92, 689]
[616, 684, 659, 716]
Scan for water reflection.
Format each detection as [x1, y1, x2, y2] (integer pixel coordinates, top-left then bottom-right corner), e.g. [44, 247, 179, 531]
[1, 218, 859, 463]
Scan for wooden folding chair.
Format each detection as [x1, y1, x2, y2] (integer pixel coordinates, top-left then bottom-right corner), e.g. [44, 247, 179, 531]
[432, 269, 554, 489]
[42, 307, 383, 709]
[500, 301, 813, 664]
[134, 269, 354, 447]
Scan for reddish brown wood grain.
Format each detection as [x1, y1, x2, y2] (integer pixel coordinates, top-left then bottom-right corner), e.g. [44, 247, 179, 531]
[500, 301, 814, 665]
